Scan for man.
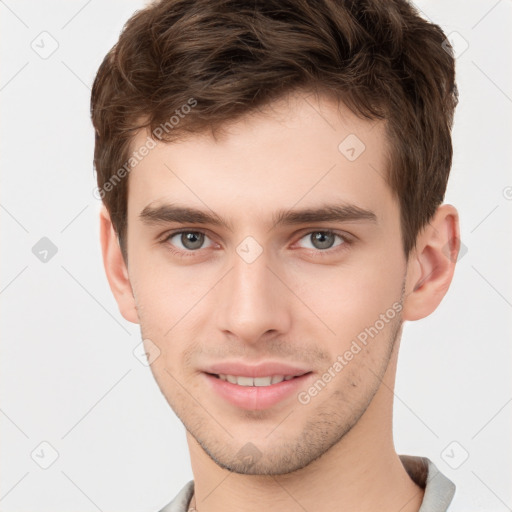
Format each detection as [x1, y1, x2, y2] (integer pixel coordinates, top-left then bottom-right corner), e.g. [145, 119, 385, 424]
[91, 0, 463, 510]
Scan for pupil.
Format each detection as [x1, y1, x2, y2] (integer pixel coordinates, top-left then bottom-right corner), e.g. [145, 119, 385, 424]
[182, 232, 203, 250]
[312, 232, 334, 249]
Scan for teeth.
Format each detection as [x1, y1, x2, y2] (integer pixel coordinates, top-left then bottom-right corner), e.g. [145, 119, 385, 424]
[237, 376, 255, 386]
[217, 374, 297, 386]
[254, 376, 273, 386]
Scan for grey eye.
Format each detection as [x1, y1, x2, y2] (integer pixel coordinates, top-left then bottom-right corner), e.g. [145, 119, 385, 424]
[298, 231, 344, 250]
[169, 231, 212, 250]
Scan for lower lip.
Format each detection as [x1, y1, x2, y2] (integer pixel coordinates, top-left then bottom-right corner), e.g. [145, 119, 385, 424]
[203, 372, 313, 410]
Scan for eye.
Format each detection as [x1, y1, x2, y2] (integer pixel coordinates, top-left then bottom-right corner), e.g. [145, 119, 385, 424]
[166, 231, 214, 251]
[296, 230, 346, 251]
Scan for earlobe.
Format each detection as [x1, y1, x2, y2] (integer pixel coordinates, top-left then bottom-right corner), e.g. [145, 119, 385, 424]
[402, 204, 460, 321]
[99, 206, 140, 324]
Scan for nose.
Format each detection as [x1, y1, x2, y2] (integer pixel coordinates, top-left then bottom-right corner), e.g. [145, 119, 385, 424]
[215, 248, 292, 344]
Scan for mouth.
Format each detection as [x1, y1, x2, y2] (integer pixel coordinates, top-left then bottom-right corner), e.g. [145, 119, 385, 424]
[206, 372, 310, 387]
[203, 371, 314, 410]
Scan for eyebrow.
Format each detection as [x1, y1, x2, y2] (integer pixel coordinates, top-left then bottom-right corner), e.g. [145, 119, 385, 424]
[139, 202, 377, 231]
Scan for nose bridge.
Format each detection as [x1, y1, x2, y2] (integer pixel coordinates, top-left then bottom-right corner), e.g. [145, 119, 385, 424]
[216, 244, 290, 341]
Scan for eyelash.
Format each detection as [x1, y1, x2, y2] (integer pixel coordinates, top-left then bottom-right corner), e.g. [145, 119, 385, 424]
[159, 229, 353, 259]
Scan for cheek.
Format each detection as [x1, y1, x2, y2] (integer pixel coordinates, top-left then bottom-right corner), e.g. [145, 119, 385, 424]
[130, 248, 206, 321]
[288, 255, 404, 339]
[129, 253, 213, 373]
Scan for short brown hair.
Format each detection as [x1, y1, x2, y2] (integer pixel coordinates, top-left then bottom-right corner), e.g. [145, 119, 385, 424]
[91, 0, 458, 260]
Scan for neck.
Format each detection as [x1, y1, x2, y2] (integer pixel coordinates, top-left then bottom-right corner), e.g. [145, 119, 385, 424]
[186, 342, 425, 512]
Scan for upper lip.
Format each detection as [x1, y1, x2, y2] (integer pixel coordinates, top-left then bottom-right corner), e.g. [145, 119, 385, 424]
[203, 361, 312, 378]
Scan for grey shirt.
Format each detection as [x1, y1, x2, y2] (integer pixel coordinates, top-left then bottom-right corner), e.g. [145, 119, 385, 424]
[158, 454, 457, 512]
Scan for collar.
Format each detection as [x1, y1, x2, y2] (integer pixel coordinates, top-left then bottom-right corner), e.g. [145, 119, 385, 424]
[400, 455, 456, 512]
[160, 454, 456, 512]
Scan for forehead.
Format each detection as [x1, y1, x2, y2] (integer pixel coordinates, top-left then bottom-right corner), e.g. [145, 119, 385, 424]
[125, 91, 395, 225]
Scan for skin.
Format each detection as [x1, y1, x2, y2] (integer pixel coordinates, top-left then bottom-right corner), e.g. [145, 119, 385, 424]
[100, 90, 460, 512]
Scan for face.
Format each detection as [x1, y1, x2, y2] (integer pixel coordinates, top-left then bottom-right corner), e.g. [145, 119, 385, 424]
[120, 91, 410, 475]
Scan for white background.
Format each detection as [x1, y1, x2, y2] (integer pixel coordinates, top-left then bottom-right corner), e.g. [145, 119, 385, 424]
[1, 1, 511, 510]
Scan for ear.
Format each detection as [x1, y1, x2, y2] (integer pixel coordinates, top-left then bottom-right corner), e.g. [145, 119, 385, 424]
[402, 204, 460, 321]
[99, 205, 139, 324]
